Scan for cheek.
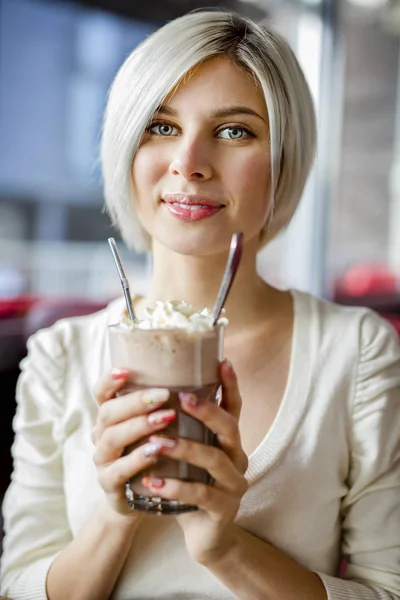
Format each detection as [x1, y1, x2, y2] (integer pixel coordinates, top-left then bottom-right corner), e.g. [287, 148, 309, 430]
[131, 148, 164, 198]
[233, 153, 271, 211]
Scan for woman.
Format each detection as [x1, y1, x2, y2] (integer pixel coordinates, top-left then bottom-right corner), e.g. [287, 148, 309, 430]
[1, 10, 399, 600]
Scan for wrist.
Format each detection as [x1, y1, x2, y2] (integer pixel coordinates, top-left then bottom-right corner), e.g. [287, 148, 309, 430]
[98, 500, 143, 533]
[197, 524, 240, 568]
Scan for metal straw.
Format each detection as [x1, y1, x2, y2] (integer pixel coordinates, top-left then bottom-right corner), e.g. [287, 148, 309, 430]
[108, 237, 136, 322]
[212, 232, 243, 326]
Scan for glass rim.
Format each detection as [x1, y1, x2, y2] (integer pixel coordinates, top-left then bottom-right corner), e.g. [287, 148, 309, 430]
[108, 322, 225, 335]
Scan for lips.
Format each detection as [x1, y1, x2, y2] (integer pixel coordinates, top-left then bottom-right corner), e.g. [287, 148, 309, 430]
[161, 194, 224, 222]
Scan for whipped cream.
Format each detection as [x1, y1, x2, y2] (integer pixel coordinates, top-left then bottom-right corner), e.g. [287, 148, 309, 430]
[122, 300, 228, 332]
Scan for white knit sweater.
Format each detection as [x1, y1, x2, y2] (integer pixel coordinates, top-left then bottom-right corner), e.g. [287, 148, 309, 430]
[1, 290, 400, 599]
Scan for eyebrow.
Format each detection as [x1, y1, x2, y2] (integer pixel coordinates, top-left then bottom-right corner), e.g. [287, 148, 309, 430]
[154, 105, 268, 124]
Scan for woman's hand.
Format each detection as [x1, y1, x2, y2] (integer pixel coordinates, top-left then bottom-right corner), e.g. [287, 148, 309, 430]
[91, 368, 174, 517]
[141, 360, 248, 565]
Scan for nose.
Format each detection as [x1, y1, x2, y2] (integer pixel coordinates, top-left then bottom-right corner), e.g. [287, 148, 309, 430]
[168, 138, 212, 181]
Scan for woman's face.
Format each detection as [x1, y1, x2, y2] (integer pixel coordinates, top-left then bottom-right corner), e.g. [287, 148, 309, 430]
[131, 56, 271, 256]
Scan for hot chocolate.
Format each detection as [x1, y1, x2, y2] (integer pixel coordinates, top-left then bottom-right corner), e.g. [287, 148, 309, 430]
[108, 300, 226, 514]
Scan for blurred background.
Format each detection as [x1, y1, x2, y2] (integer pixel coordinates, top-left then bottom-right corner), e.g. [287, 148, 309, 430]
[1, 0, 400, 498]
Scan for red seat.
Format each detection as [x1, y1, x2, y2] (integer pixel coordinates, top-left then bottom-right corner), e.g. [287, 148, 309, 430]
[380, 314, 400, 337]
[23, 297, 109, 341]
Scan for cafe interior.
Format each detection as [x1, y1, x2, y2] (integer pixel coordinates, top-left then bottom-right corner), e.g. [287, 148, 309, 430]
[0, 0, 400, 545]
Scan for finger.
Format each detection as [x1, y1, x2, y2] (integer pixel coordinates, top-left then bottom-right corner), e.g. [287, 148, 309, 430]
[93, 408, 176, 465]
[178, 392, 247, 472]
[150, 435, 247, 493]
[97, 440, 166, 494]
[93, 369, 131, 406]
[219, 360, 242, 421]
[140, 477, 243, 514]
[92, 388, 170, 443]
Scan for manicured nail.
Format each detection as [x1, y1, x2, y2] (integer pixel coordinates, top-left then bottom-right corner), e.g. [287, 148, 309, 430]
[148, 409, 176, 425]
[143, 442, 162, 458]
[111, 368, 129, 380]
[179, 391, 200, 407]
[142, 388, 169, 405]
[150, 435, 177, 449]
[142, 476, 165, 489]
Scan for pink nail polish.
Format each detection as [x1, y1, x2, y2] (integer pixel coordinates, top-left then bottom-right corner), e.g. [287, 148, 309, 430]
[148, 409, 176, 425]
[143, 442, 161, 458]
[179, 391, 199, 407]
[150, 436, 177, 449]
[142, 476, 165, 489]
[142, 388, 169, 405]
[111, 368, 129, 380]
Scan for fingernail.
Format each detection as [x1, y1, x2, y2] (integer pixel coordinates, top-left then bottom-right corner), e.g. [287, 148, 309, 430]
[179, 391, 200, 407]
[142, 388, 169, 405]
[142, 476, 165, 489]
[224, 360, 235, 379]
[150, 435, 177, 449]
[148, 409, 176, 425]
[111, 368, 129, 380]
[143, 442, 161, 458]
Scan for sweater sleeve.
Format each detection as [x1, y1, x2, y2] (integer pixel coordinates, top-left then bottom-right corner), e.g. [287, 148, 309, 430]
[1, 326, 73, 600]
[317, 311, 400, 599]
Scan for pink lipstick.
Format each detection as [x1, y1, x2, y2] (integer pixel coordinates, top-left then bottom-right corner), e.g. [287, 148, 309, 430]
[162, 194, 224, 222]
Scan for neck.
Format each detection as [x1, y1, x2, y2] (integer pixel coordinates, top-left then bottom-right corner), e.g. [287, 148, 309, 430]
[143, 238, 278, 330]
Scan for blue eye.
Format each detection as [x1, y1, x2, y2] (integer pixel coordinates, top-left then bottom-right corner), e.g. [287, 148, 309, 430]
[218, 127, 250, 140]
[149, 122, 177, 136]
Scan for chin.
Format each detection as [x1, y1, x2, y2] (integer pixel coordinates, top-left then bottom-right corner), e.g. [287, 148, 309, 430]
[154, 228, 234, 257]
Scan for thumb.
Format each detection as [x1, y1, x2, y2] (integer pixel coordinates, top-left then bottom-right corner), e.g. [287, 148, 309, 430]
[219, 360, 242, 421]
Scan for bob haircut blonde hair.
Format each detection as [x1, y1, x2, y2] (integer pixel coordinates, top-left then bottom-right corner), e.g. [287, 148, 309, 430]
[101, 10, 317, 252]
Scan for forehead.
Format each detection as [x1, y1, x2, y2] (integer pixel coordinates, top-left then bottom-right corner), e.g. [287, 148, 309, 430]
[164, 56, 266, 113]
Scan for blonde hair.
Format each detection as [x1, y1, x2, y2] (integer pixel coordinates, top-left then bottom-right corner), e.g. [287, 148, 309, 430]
[101, 11, 317, 252]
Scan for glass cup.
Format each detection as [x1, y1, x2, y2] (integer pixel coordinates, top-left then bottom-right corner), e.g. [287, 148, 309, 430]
[108, 323, 224, 515]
